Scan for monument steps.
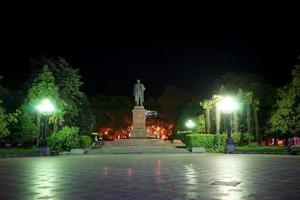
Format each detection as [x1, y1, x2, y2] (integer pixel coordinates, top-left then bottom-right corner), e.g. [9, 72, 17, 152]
[86, 139, 190, 154]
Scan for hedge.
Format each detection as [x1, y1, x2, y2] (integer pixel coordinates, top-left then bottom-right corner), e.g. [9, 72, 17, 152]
[185, 134, 215, 148]
[185, 133, 243, 148]
[80, 135, 92, 149]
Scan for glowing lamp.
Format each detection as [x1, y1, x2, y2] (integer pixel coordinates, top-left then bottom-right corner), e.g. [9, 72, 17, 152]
[185, 119, 195, 129]
[217, 96, 239, 114]
[36, 98, 55, 115]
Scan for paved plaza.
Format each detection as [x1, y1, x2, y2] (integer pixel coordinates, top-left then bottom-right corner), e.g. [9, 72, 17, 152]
[0, 154, 300, 199]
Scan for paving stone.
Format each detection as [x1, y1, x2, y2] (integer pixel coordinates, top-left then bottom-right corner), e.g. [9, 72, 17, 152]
[0, 154, 300, 199]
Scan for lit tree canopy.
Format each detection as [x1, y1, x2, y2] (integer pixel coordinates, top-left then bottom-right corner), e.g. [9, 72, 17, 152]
[0, 103, 9, 139]
[269, 63, 300, 137]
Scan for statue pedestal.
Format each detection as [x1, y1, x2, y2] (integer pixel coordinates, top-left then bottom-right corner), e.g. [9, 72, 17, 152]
[131, 106, 147, 138]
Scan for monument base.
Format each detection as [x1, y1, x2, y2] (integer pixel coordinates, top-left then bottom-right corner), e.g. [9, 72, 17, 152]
[131, 106, 148, 138]
[130, 128, 148, 138]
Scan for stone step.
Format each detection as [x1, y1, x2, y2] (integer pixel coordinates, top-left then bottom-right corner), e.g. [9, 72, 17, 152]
[103, 139, 182, 147]
[86, 146, 189, 154]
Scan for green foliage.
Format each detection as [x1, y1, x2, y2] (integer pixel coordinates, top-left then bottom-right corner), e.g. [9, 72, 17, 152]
[248, 142, 259, 147]
[9, 110, 37, 146]
[235, 145, 286, 154]
[231, 132, 241, 145]
[241, 132, 253, 145]
[159, 86, 190, 122]
[30, 57, 94, 134]
[25, 65, 63, 113]
[91, 95, 132, 130]
[73, 94, 95, 135]
[0, 104, 9, 139]
[173, 132, 191, 143]
[197, 114, 206, 133]
[80, 135, 92, 149]
[269, 63, 300, 137]
[185, 134, 215, 148]
[177, 101, 202, 131]
[185, 132, 243, 149]
[47, 126, 81, 151]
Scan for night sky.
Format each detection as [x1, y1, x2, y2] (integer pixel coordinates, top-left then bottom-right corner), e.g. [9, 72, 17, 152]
[1, 30, 300, 98]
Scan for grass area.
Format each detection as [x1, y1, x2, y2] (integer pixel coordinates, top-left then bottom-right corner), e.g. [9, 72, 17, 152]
[235, 145, 287, 154]
[0, 147, 38, 156]
[205, 145, 300, 155]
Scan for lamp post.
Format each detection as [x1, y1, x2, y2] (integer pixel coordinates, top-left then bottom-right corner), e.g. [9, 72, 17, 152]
[217, 96, 239, 153]
[185, 119, 196, 132]
[35, 98, 55, 155]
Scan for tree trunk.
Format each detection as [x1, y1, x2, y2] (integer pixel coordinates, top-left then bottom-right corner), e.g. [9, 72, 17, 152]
[246, 104, 251, 134]
[233, 111, 239, 133]
[254, 107, 259, 142]
[36, 113, 41, 147]
[206, 108, 211, 133]
[216, 107, 221, 147]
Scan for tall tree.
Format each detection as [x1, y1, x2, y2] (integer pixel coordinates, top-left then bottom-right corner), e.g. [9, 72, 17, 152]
[0, 103, 9, 139]
[25, 65, 64, 145]
[31, 57, 94, 134]
[269, 63, 300, 139]
[159, 86, 190, 124]
[200, 100, 211, 133]
[91, 95, 132, 131]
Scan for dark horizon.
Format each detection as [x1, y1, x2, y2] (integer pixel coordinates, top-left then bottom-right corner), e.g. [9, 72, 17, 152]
[1, 31, 300, 98]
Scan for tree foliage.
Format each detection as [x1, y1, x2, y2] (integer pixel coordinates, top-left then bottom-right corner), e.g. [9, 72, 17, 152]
[0, 103, 9, 139]
[25, 65, 63, 114]
[91, 95, 132, 131]
[30, 57, 94, 134]
[269, 64, 300, 137]
[159, 86, 190, 122]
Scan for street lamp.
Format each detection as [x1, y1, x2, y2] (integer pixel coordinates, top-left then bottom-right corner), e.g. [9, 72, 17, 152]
[35, 98, 55, 154]
[185, 119, 196, 132]
[217, 96, 239, 153]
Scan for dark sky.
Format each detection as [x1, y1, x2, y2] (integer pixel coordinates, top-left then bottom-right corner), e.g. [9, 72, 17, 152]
[1, 30, 300, 98]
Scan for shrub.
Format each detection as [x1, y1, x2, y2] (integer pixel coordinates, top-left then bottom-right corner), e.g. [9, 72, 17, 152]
[48, 126, 81, 151]
[185, 134, 215, 148]
[231, 132, 241, 145]
[241, 132, 253, 145]
[80, 135, 92, 149]
[173, 132, 192, 143]
[248, 142, 259, 147]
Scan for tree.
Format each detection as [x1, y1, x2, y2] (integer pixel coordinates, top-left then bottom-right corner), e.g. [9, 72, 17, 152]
[177, 101, 202, 131]
[0, 103, 9, 139]
[73, 94, 95, 135]
[91, 95, 132, 132]
[159, 86, 190, 124]
[30, 57, 94, 134]
[269, 63, 300, 139]
[200, 100, 211, 133]
[25, 65, 64, 145]
[31, 57, 83, 126]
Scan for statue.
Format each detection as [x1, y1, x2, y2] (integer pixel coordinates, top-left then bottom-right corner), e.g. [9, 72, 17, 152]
[133, 79, 145, 106]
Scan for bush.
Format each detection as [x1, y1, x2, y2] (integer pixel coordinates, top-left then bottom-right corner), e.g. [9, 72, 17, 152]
[248, 142, 259, 147]
[80, 135, 92, 149]
[173, 132, 192, 143]
[241, 132, 252, 145]
[48, 126, 81, 151]
[231, 132, 241, 145]
[185, 132, 245, 149]
[185, 134, 215, 148]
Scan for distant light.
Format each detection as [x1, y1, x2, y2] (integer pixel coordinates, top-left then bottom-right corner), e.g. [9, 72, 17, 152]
[36, 98, 55, 114]
[186, 119, 195, 129]
[217, 96, 239, 113]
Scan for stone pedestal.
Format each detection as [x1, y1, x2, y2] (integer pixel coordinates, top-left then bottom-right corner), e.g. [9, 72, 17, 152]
[131, 106, 147, 138]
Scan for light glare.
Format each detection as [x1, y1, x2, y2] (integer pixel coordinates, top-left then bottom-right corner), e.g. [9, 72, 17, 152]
[36, 98, 55, 114]
[217, 96, 239, 113]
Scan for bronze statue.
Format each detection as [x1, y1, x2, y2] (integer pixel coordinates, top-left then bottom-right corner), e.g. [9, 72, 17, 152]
[133, 79, 145, 106]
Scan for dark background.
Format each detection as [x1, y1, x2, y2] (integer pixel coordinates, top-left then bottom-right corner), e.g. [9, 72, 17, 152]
[1, 30, 300, 98]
